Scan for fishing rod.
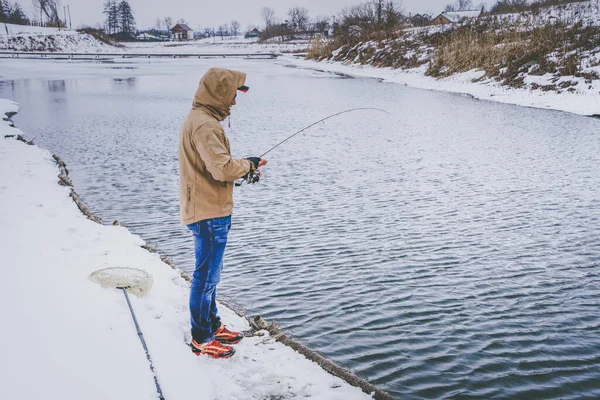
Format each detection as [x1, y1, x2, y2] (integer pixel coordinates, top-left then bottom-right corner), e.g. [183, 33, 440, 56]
[236, 107, 390, 187]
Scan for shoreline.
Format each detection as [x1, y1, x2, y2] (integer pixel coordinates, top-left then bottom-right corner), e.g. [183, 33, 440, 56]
[0, 100, 390, 400]
[284, 56, 600, 118]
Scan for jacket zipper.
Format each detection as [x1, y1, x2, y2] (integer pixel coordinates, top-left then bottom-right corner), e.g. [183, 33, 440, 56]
[186, 186, 191, 214]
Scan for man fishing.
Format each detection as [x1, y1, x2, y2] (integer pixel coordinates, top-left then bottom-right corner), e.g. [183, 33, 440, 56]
[178, 67, 267, 358]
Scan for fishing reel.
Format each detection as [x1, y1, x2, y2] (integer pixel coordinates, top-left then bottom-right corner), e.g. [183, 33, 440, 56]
[235, 168, 260, 187]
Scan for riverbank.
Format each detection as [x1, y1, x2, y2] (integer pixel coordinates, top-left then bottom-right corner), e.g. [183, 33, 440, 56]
[296, 1, 600, 117]
[287, 56, 600, 117]
[0, 98, 373, 399]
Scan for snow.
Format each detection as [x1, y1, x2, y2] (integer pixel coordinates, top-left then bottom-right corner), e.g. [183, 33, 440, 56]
[0, 23, 119, 53]
[124, 36, 311, 55]
[287, 58, 600, 116]
[440, 10, 482, 23]
[1, 23, 74, 36]
[0, 101, 372, 399]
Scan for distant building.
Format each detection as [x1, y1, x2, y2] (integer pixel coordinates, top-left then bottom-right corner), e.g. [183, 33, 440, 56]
[431, 10, 481, 25]
[171, 23, 194, 40]
[410, 13, 431, 27]
[245, 28, 261, 38]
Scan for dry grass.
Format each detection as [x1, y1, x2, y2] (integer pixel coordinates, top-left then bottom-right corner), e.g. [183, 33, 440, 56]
[306, 37, 334, 60]
[425, 19, 600, 86]
[77, 27, 124, 48]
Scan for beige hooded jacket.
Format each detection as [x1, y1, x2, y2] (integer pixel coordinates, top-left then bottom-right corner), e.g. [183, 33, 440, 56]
[178, 68, 251, 225]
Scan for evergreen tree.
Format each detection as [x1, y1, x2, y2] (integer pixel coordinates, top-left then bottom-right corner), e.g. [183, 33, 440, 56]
[10, 3, 28, 24]
[0, 0, 6, 23]
[103, 0, 118, 35]
[117, 0, 135, 36]
[2, 1, 30, 25]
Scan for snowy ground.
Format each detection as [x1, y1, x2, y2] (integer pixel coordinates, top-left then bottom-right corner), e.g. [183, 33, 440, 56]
[0, 98, 372, 399]
[0, 23, 118, 53]
[125, 35, 311, 54]
[1, 23, 68, 35]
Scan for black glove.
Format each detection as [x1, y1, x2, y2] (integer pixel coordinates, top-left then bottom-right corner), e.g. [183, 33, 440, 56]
[246, 157, 261, 172]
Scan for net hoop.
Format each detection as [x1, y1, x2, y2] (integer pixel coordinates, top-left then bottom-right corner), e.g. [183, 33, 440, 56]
[89, 267, 154, 297]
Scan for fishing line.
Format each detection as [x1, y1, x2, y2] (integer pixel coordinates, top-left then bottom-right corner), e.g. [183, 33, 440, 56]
[260, 107, 390, 158]
[236, 107, 390, 186]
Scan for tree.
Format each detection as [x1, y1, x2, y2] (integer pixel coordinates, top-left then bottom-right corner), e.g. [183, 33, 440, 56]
[0, 0, 6, 22]
[230, 20, 240, 36]
[288, 7, 309, 31]
[103, 0, 118, 34]
[32, 0, 48, 24]
[313, 15, 329, 33]
[261, 6, 275, 29]
[154, 17, 161, 31]
[45, 0, 61, 27]
[458, 0, 474, 10]
[33, 0, 60, 26]
[176, 17, 186, 24]
[9, 2, 29, 25]
[117, 0, 135, 36]
[444, 3, 457, 12]
[163, 16, 172, 31]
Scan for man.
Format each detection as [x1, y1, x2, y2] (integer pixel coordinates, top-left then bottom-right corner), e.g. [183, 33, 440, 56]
[178, 67, 266, 358]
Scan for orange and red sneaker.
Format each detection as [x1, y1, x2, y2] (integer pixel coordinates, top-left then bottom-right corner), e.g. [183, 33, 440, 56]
[191, 339, 235, 359]
[214, 324, 244, 344]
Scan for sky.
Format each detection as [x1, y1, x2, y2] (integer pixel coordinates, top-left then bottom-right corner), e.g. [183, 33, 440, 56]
[22, 0, 496, 31]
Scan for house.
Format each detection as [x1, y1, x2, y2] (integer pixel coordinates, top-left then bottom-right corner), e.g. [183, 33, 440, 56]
[245, 28, 261, 38]
[410, 13, 431, 27]
[171, 23, 194, 40]
[431, 10, 481, 25]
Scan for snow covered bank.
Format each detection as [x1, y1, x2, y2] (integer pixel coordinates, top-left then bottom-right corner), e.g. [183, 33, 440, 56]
[0, 101, 373, 399]
[288, 57, 600, 117]
[124, 35, 310, 55]
[1, 23, 64, 35]
[302, 1, 600, 117]
[0, 23, 119, 52]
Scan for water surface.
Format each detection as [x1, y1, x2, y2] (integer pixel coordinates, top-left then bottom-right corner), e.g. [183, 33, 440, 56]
[1, 58, 600, 399]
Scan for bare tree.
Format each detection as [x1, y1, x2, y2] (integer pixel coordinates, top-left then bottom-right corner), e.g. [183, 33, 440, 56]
[33, 0, 60, 25]
[458, 0, 473, 10]
[230, 20, 240, 36]
[313, 15, 329, 33]
[32, 0, 47, 24]
[154, 17, 161, 31]
[177, 17, 187, 24]
[163, 16, 172, 31]
[444, 2, 457, 11]
[261, 6, 275, 29]
[288, 7, 309, 31]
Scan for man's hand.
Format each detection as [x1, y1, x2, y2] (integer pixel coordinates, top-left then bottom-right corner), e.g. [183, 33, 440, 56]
[246, 157, 268, 171]
[240, 157, 268, 184]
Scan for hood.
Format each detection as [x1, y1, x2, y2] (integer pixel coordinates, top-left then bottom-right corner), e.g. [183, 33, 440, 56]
[192, 67, 246, 121]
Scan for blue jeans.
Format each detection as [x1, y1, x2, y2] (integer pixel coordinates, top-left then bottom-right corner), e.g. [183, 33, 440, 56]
[187, 215, 231, 343]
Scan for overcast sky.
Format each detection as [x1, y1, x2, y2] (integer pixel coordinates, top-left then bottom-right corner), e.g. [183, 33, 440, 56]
[24, 0, 496, 31]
